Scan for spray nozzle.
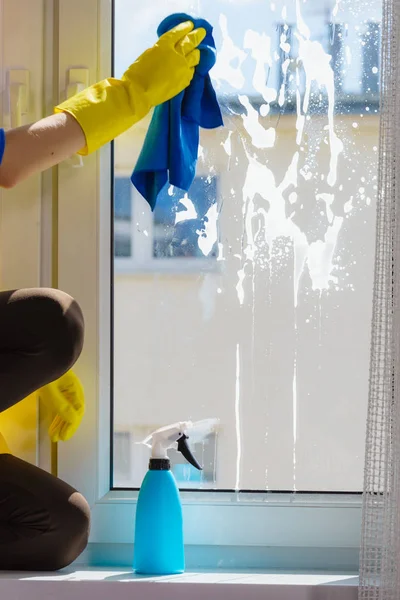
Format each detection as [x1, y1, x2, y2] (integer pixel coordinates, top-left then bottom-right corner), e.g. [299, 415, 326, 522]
[143, 419, 219, 470]
[176, 434, 202, 470]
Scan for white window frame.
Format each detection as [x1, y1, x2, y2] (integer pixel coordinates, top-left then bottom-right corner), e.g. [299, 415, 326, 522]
[0, 0, 56, 471]
[56, 0, 363, 571]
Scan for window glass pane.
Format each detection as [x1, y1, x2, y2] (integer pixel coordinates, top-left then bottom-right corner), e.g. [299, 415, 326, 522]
[153, 176, 219, 258]
[114, 177, 132, 258]
[113, 0, 380, 491]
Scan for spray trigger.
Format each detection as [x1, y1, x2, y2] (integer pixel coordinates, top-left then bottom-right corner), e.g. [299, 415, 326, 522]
[177, 434, 202, 470]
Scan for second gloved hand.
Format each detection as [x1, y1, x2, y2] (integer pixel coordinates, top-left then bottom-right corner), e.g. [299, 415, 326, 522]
[39, 370, 85, 442]
[55, 21, 206, 154]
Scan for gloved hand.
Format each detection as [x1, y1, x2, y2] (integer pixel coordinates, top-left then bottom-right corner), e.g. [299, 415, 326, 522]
[39, 370, 85, 442]
[0, 432, 10, 454]
[55, 21, 206, 155]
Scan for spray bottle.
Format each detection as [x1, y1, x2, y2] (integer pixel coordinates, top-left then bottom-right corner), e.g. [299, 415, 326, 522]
[133, 419, 217, 575]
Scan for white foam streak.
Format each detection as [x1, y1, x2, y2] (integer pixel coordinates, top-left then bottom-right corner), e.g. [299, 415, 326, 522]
[235, 343, 242, 491]
[222, 131, 233, 157]
[236, 268, 246, 305]
[292, 355, 297, 491]
[332, 0, 341, 17]
[197, 203, 219, 257]
[307, 217, 343, 290]
[233, 6, 345, 308]
[212, 14, 247, 90]
[238, 146, 342, 305]
[244, 30, 276, 103]
[175, 196, 198, 224]
[239, 96, 276, 149]
[294, 1, 344, 187]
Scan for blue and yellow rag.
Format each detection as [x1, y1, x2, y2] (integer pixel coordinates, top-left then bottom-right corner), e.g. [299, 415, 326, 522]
[131, 13, 223, 210]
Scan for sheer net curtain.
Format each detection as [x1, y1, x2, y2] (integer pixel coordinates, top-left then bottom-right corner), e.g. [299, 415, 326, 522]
[359, 0, 400, 597]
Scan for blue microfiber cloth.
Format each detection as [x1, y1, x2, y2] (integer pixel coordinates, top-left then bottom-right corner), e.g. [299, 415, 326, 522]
[131, 13, 223, 210]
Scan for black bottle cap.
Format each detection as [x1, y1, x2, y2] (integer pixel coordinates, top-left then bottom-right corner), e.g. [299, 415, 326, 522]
[149, 458, 171, 471]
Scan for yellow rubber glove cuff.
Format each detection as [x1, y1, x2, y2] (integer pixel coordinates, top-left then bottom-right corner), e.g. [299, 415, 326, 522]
[39, 369, 85, 443]
[55, 21, 206, 155]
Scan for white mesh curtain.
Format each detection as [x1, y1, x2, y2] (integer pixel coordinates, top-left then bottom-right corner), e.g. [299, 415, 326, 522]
[359, 0, 400, 597]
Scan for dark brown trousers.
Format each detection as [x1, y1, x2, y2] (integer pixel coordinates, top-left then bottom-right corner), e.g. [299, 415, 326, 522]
[0, 288, 90, 570]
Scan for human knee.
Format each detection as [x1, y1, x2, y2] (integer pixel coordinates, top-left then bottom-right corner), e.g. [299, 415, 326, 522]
[48, 492, 91, 571]
[36, 288, 85, 377]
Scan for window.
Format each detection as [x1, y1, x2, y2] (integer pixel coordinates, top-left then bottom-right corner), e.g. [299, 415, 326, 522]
[114, 177, 132, 258]
[112, 425, 218, 489]
[153, 176, 219, 259]
[56, 0, 381, 570]
[113, 174, 220, 266]
[112, 0, 379, 493]
[362, 22, 380, 97]
[170, 432, 218, 487]
[113, 431, 132, 485]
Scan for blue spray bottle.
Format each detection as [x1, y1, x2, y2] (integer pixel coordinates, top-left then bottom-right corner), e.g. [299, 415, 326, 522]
[133, 419, 217, 575]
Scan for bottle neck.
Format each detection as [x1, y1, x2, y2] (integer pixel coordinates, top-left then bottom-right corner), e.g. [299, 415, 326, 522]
[149, 458, 171, 471]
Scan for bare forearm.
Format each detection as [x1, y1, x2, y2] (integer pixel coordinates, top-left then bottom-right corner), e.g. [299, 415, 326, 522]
[0, 113, 86, 188]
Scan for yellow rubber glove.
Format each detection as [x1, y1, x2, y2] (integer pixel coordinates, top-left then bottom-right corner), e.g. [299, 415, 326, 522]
[39, 370, 85, 442]
[0, 431, 11, 454]
[55, 21, 206, 155]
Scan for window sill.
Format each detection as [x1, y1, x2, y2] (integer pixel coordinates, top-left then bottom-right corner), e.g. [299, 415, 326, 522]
[114, 257, 222, 275]
[0, 568, 359, 600]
